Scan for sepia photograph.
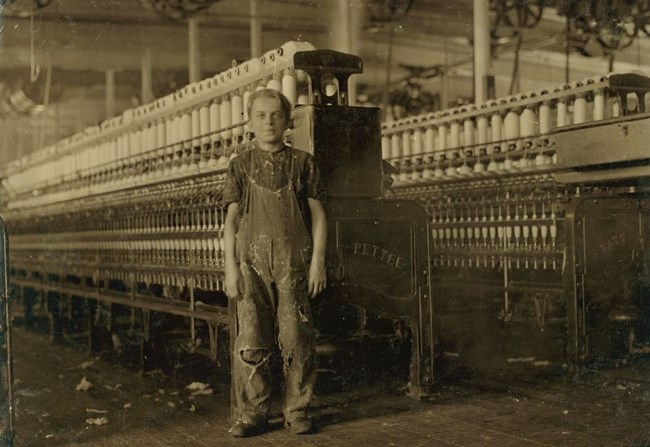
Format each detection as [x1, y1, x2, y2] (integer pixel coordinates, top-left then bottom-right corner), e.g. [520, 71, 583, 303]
[1, 0, 650, 445]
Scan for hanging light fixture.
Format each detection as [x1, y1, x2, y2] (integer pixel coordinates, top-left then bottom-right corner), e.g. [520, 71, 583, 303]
[144, 0, 223, 20]
[0, 0, 54, 17]
[0, 0, 56, 119]
[0, 82, 45, 118]
[559, 0, 645, 56]
[366, 0, 415, 24]
[490, 0, 545, 29]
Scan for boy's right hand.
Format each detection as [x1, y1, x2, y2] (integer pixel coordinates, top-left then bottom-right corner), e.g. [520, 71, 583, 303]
[224, 263, 244, 299]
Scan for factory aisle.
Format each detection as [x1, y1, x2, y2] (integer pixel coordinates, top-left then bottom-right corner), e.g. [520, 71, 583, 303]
[6, 322, 650, 447]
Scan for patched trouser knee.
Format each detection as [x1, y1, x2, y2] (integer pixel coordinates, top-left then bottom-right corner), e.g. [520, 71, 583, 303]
[233, 345, 273, 424]
[240, 348, 269, 365]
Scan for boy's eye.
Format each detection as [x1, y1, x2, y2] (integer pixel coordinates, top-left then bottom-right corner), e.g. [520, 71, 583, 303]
[253, 111, 284, 120]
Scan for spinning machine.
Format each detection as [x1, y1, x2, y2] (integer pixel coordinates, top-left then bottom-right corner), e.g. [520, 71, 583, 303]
[0, 43, 434, 395]
[383, 72, 650, 371]
[3, 40, 650, 397]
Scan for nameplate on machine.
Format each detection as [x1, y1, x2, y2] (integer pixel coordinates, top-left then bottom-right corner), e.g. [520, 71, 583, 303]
[328, 221, 414, 298]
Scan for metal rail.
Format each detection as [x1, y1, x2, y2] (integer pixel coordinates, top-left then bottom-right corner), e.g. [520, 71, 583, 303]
[0, 215, 14, 447]
[10, 278, 229, 325]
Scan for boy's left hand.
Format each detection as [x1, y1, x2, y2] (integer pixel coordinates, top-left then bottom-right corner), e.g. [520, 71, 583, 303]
[308, 260, 327, 298]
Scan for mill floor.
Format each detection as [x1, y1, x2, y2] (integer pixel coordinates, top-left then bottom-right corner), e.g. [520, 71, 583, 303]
[4, 322, 650, 447]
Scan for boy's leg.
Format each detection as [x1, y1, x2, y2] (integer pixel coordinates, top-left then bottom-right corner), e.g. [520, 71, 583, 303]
[276, 272, 317, 427]
[232, 263, 275, 427]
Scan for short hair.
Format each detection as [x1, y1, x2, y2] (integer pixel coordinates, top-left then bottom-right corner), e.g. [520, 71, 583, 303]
[247, 88, 292, 121]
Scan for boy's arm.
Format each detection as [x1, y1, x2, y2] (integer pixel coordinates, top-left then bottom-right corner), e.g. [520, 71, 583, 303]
[224, 202, 243, 299]
[307, 198, 327, 298]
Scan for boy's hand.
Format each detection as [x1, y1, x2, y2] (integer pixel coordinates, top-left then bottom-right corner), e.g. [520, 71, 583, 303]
[308, 260, 327, 298]
[225, 263, 244, 300]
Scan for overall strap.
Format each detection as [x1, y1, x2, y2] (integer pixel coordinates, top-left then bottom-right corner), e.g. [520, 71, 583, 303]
[288, 147, 296, 191]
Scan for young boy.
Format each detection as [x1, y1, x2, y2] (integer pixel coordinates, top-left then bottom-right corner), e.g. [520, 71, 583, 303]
[222, 88, 327, 437]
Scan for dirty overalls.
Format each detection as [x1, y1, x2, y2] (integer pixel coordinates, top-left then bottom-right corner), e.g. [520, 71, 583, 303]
[233, 147, 317, 427]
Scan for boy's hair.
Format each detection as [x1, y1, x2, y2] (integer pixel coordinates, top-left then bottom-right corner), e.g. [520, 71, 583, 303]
[247, 88, 292, 121]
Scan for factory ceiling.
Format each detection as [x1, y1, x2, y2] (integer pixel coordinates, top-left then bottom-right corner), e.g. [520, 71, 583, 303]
[0, 0, 649, 162]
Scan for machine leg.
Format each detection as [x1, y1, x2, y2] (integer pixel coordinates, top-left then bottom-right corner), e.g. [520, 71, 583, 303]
[87, 299, 102, 354]
[87, 300, 117, 354]
[66, 296, 85, 335]
[1, 218, 15, 447]
[140, 310, 171, 373]
[407, 322, 422, 397]
[46, 291, 63, 343]
[21, 287, 36, 329]
[407, 320, 434, 399]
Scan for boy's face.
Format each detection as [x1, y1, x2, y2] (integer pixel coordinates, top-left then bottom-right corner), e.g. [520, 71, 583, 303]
[250, 96, 288, 147]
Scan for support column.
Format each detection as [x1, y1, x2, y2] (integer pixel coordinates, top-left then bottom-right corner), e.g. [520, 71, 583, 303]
[75, 93, 84, 133]
[31, 115, 38, 154]
[331, 0, 363, 105]
[105, 69, 115, 119]
[141, 49, 154, 104]
[440, 72, 449, 110]
[250, 0, 262, 58]
[16, 122, 24, 160]
[0, 122, 7, 166]
[0, 122, 6, 165]
[54, 102, 60, 141]
[188, 17, 201, 84]
[39, 62, 52, 150]
[473, 0, 491, 103]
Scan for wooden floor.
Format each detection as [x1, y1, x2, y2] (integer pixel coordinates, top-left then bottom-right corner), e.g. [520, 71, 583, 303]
[4, 322, 650, 447]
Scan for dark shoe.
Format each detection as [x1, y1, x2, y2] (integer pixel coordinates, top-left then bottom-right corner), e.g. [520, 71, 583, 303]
[285, 417, 315, 435]
[229, 420, 267, 438]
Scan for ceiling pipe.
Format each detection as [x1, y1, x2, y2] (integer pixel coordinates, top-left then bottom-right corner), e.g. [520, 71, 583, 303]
[473, 0, 492, 103]
[188, 17, 201, 84]
[141, 49, 154, 104]
[105, 69, 116, 120]
[250, 0, 262, 59]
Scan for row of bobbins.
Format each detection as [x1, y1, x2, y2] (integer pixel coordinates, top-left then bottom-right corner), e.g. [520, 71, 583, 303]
[57, 66, 303, 186]
[5, 43, 315, 198]
[428, 189, 563, 270]
[382, 76, 620, 183]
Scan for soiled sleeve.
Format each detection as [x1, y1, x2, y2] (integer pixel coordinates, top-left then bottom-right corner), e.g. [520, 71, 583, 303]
[305, 154, 326, 203]
[222, 158, 243, 207]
